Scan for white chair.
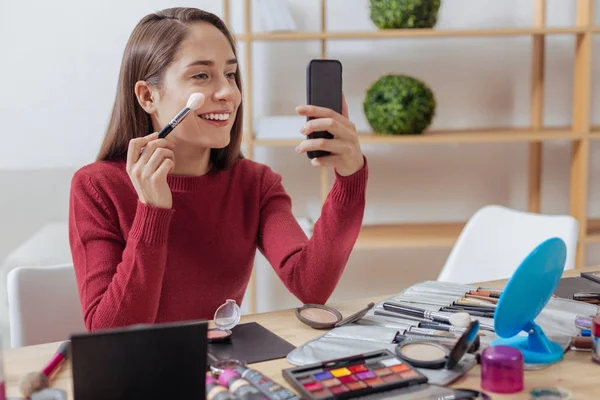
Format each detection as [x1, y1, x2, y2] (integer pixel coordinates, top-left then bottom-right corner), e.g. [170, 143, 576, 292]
[7, 263, 86, 348]
[437, 205, 579, 284]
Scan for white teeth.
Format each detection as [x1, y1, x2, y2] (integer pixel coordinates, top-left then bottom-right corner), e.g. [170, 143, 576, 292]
[200, 113, 230, 121]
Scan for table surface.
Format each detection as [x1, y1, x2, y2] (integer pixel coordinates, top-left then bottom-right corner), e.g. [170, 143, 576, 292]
[4, 266, 600, 400]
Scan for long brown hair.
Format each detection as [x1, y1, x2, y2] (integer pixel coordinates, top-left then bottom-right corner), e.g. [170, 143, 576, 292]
[97, 7, 244, 169]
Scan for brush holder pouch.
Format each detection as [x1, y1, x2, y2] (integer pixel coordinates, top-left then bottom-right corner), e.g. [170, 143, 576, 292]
[286, 280, 599, 382]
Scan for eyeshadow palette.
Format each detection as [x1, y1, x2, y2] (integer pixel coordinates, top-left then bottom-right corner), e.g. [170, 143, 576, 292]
[282, 349, 428, 399]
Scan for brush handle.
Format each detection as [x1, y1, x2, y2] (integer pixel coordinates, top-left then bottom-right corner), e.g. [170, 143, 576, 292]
[158, 106, 192, 138]
[42, 341, 70, 377]
[157, 124, 174, 139]
[442, 307, 494, 318]
[383, 302, 429, 317]
[419, 322, 465, 333]
[375, 309, 430, 323]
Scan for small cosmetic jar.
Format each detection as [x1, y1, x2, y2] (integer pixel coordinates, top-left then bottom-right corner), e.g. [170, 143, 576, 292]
[592, 315, 600, 364]
[480, 345, 524, 394]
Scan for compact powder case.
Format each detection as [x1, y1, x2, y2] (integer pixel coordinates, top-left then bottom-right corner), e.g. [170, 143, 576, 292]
[395, 320, 480, 370]
[295, 303, 375, 330]
[208, 299, 241, 343]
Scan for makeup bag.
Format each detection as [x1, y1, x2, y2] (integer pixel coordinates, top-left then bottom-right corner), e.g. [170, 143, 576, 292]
[287, 280, 599, 385]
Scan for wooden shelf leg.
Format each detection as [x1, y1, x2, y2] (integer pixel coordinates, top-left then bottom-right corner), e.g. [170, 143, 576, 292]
[570, 0, 593, 268]
[527, 0, 546, 214]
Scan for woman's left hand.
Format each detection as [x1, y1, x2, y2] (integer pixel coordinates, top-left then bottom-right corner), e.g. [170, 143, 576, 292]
[295, 93, 365, 177]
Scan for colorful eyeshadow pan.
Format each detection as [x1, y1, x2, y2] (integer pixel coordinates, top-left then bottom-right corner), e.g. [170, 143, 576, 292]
[365, 377, 385, 387]
[314, 371, 333, 380]
[303, 382, 322, 391]
[312, 389, 329, 399]
[374, 368, 392, 377]
[382, 374, 402, 383]
[298, 376, 313, 384]
[330, 385, 349, 395]
[321, 378, 340, 388]
[390, 364, 410, 373]
[401, 371, 420, 379]
[283, 349, 428, 400]
[355, 371, 376, 380]
[330, 368, 352, 377]
[338, 375, 357, 383]
[347, 381, 367, 390]
[348, 364, 368, 373]
[381, 357, 402, 367]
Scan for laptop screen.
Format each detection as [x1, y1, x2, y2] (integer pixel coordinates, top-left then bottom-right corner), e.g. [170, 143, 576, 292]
[70, 321, 208, 400]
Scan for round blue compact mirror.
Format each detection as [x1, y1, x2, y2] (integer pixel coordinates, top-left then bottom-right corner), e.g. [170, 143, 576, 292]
[491, 237, 567, 365]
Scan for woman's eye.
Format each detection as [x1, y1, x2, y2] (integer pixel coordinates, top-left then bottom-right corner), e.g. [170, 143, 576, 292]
[226, 72, 236, 80]
[193, 73, 209, 80]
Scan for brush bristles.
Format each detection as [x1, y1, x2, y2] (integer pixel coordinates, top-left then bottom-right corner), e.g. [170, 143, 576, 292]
[448, 312, 472, 328]
[186, 92, 205, 111]
[19, 371, 49, 397]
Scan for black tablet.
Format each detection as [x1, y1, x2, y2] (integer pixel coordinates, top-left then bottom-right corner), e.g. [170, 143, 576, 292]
[70, 321, 208, 400]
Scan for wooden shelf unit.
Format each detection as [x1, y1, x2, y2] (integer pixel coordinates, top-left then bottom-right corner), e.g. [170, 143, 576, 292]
[234, 26, 587, 41]
[355, 222, 465, 249]
[223, 1, 597, 312]
[588, 220, 600, 243]
[251, 127, 585, 146]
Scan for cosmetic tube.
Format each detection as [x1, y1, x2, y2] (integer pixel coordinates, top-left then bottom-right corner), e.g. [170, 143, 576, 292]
[235, 367, 299, 400]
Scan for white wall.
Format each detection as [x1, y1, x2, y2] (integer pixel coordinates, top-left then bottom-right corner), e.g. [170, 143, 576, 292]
[1, 0, 599, 318]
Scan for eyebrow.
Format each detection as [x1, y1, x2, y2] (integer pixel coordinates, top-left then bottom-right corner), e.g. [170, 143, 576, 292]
[186, 58, 238, 68]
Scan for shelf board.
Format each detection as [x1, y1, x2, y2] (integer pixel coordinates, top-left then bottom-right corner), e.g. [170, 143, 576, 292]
[355, 219, 600, 249]
[355, 222, 464, 249]
[235, 27, 586, 41]
[250, 127, 584, 147]
[587, 219, 600, 243]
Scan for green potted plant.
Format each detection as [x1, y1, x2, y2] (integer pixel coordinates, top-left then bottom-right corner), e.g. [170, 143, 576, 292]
[363, 74, 436, 135]
[369, 0, 442, 29]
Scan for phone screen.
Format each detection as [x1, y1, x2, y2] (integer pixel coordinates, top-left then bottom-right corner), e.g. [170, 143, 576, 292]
[307, 60, 342, 115]
[306, 59, 343, 158]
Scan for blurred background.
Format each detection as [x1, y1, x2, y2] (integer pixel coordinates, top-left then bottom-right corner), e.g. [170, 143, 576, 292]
[1, 0, 599, 346]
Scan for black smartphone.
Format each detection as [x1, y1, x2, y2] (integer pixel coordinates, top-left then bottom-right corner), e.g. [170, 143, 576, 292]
[305, 59, 343, 159]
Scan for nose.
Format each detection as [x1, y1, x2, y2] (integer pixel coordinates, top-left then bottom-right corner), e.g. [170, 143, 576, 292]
[214, 78, 235, 102]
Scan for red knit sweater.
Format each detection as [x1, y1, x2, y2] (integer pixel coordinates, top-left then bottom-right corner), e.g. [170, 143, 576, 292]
[68, 156, 368, 332]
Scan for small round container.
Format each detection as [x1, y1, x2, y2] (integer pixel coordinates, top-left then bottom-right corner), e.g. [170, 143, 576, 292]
[295, 303, 374, 330]
[480, 345, 524, 394]
[210, 359, 246, 377]
[592, 315, 600, 364]
[208, 299, 241, 343]
[395, 320, 480, 370]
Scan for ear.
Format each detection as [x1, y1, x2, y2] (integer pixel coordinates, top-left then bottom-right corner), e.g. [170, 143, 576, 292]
[134, 80, 157, 114]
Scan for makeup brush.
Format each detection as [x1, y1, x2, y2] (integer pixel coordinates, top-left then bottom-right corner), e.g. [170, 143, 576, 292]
[465, 294, 498, 304]
[157, 92, 205, 138]
[19, 341, 70, 397]
[441, 307, 495, 319]
[383, 302, 472, 328]
[470, 289, 502, 298]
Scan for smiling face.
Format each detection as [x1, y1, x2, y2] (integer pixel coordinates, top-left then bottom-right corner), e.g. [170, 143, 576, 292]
[146, 22, 241, 149]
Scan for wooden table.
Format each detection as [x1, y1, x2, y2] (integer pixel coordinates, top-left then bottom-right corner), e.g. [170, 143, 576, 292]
[4, 266, 600, 400]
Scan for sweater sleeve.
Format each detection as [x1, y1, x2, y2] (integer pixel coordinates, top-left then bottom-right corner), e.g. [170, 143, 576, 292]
[257, 156, 368, 305]
[68, 170, 175, 331]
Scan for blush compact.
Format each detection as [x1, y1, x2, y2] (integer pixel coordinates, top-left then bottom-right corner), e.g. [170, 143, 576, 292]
[394, 320, 480, 370]
[295, 303, 375, 330]
[207, 299, 241, 343]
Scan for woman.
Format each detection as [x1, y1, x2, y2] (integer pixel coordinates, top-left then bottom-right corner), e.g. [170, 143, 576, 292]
[69, 7, 368, 332]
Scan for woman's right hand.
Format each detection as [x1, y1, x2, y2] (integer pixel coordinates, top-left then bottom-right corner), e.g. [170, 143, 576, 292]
[126, 132, 175, 209]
